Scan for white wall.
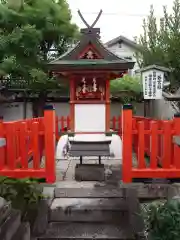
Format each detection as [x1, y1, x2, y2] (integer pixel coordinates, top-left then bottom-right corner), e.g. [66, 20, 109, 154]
[151, 99, 176, 120]
[75, 104, 106, 132]
[74, 104, 106, 141]
[0, 102, 32, 121]
[107, 42, 139, 74]
[53, 102, 70, 117]
[1, 101, 144, 121]
[110, 102, 144, 117]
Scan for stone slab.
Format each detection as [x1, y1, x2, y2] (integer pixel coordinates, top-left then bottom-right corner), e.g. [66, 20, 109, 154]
[12, 222, 30, 240]
[42, 187, 55, 199]
[167, 183, 180, 199]
[75, 164, 105, 181]
[0, 197, 11, 225]
[38, 222, 135, 239]
[126, 188, 145, 237]
[0, 209, 21, 240]
[50, 209, 128, 223]
[51, 198, 127, 211]
[33, 198, 53, 237]
[50, 198, 128, 223]
[54, 183, 170, 200]
[55, 187, 125, 198]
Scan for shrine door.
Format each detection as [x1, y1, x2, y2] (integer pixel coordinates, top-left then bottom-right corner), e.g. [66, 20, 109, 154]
[74, 104, 106, 141]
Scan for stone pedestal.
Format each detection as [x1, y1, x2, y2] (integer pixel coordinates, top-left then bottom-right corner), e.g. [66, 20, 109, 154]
[75, 164, 105, 181]
[0, 197, 31, 240]
[0, 196, 11, 225]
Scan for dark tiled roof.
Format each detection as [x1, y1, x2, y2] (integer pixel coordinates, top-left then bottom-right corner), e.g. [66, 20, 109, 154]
[49, 28, 135, 71]
[105, 35, 139, 49]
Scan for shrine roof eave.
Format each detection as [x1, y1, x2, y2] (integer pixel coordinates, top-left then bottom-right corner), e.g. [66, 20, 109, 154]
[48, 60, 135, 72]
[136, 65, 171, 73]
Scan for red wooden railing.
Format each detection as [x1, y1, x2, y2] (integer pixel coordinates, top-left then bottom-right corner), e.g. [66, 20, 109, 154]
[55, 116, 123, 140]
[132, 116, 165, 161]
[0, 106, 55, 183]
[3, 107, 178, 184]
[111, 116, 122, 135]
[55, 116, 70, 140]
[122, 105, 180, 183]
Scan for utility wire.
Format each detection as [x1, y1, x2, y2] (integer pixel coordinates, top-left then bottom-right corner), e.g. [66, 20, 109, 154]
[72, 11, 163, 18]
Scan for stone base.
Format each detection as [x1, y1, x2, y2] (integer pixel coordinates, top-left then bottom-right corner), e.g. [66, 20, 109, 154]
[75, 164, 105, 181]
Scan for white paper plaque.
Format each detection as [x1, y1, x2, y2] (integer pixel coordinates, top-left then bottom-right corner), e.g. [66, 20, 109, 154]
[142, 70, 164, 99]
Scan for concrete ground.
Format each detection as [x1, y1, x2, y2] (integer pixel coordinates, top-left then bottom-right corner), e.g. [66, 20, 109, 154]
[55, 157, 123, 182]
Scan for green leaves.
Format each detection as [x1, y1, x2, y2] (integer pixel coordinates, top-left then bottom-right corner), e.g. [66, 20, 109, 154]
[136, 0, 180, 90]
[143, 200, 180, 240]
[110, 74, 142, 94]
[0, 0, 79, 91]
[110, 74, 142, 105]
[0, 176, 43, 211]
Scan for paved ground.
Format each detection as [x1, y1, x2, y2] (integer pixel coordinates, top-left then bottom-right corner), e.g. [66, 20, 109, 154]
[39, 152, 137, 185]
[55, 157, 123, 182]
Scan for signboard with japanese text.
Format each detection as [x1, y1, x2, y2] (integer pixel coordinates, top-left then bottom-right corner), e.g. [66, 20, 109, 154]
[142, 70, 164, 99]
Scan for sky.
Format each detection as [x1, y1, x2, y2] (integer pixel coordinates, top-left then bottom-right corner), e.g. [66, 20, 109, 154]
[67, 0, 174, 43]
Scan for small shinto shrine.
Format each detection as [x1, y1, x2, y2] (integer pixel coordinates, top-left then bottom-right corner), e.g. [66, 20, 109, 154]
[48, 10, 135, 180]
[49, 10, 134, 137]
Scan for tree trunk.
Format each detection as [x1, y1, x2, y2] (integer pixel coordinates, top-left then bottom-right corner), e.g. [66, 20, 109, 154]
[23, 99, 27, 119]
[32, 93, 46, 117]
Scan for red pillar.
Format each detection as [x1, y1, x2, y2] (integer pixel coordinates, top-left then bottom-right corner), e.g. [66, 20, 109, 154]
[173, 113, 180, 168]
[122, 104, 133, 183]
[44, 105, 56, 183]
[105, 79, 110, 132]
[70, 76, 75, 132]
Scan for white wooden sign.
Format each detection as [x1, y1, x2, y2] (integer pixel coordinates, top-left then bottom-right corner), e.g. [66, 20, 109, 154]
[142, 70, 164, 100]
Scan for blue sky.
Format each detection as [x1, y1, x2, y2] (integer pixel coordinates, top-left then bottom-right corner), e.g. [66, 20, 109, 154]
[67, 0, 174, 42]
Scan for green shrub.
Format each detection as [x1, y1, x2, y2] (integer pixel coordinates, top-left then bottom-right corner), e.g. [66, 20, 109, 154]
[143, 200, 180, 240]
[0, 176, 44, 219]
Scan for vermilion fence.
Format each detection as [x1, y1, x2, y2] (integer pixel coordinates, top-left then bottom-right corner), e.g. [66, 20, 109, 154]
[122, 105, 180, 183]
[55, 116, 70, 140]
[2, 106, 178, 184]
[55, 116, 123, 140]
[111, 116, 122, 135]
[132, 116, 165, 161]
[0, 106, 55, 183]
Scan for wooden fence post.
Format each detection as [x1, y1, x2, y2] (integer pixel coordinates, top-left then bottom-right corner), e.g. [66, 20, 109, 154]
[0, 121, 5, 168]
[122, 104, 133, 183]
[44, 105, 56, 183]
[173, 113, 180, 168]
[55, 116, 59, 141]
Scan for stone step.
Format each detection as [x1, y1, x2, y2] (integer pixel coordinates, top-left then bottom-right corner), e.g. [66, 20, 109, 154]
[0, 209, 21, 240]
[50, 198, 128, 223]
[11, 222, 30, 240]
[54, 183, 170, 200]
[38, 222, 135, 240]
[54, 187, 125, 198]
[0, 197, 12, 226]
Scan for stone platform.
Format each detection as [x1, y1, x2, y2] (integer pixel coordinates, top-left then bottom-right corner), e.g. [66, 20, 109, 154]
[75, 163, 105, 181]
[0, 197, 31, 240]
[55, 157, 122, 182]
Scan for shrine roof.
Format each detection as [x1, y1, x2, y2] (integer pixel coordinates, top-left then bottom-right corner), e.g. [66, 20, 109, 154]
[136, 65, 171, 73]
[48, 39, 135, 71]
[48, 10, 135, 72]
[48, 59, 134, 72]
[49, 33, 132, 62]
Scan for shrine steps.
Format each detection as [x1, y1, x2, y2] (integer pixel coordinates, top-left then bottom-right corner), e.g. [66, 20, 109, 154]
[35, 182, 145, 240]
[38, 222, 135, 240]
